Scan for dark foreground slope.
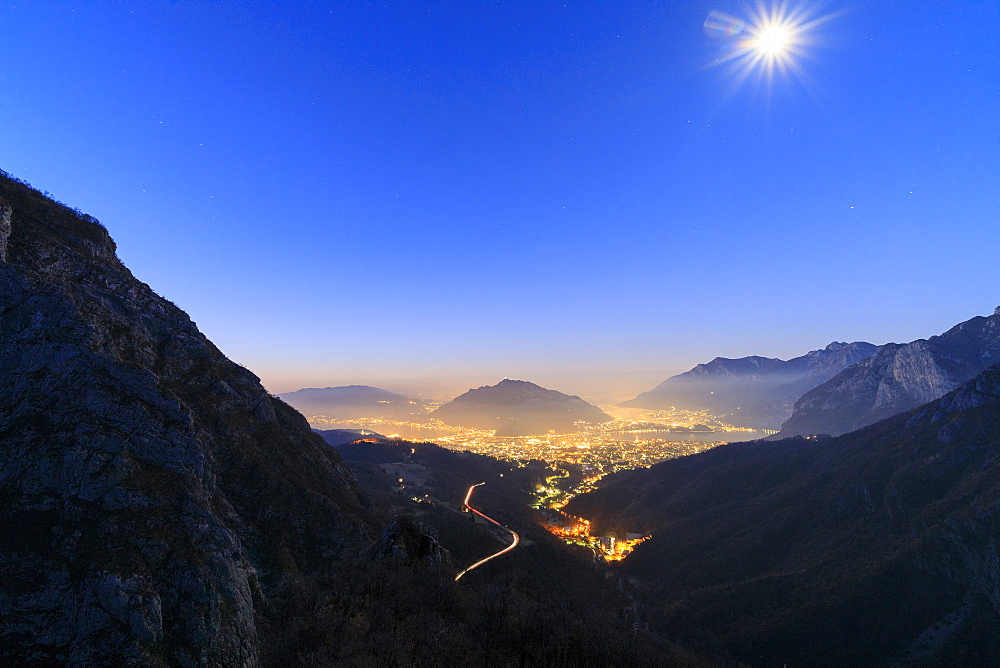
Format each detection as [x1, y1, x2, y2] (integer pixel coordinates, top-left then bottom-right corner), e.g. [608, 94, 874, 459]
[778, 309, 1000, 437]
[566, 365, 1000, 665]
[624, 341, 878, 429]
[0, 173, 379, 664]
[318, 438, 702, 666]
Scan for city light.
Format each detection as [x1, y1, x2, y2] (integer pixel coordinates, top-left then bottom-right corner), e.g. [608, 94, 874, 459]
[306, 408, 767, 562]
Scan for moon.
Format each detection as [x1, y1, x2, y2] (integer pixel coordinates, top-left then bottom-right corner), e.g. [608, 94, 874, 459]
[753, 24, 794, 58]
[702, 2, 840, 89]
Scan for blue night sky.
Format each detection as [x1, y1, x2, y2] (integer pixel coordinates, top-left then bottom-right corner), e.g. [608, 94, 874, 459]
[1, 1, 997, 401]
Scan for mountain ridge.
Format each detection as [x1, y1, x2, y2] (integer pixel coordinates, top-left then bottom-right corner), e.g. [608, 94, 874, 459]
[624, 341, 878, 428]
[0, 170, 377, 664]
[777, 309, 1000, 437]
[565, 363, 1000, 664]
[432, 379, 612, 436]
[278, 384, 422, 420]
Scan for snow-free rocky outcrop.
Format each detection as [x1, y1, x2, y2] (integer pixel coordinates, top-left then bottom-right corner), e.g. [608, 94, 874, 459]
[624, 341, 878, 429]
[0, 172, 375, 664]
[778, 309, 1000, 437]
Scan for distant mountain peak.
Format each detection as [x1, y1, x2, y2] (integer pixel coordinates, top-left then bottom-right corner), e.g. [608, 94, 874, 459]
[777, 310, 1000, 438]
[278, 385, 422, 421]
[496, 378, 539, 388]
[293, 384, 384, 393]
[623, 341, 879, 429]
[707, 355, 775, 364]
[458, 378, 551, 401]
[432, 379, 610, 436]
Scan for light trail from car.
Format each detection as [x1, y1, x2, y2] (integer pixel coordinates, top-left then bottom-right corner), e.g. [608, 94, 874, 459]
[454, 482, 520, 581]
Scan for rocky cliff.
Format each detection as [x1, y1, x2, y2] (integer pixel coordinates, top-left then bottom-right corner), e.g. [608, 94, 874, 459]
[0, 172, 376, 664]
[778, 310, 1000, 437]
[624, 341, 878, 429]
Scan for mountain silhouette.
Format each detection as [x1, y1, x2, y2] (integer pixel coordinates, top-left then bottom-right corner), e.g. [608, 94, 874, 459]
[624, 341, 877, 428]
[566, 364, 1000, 664]
[279, 384, 423, 420]
[433, 379, 612, 436]
[778, 309, 1000, 437]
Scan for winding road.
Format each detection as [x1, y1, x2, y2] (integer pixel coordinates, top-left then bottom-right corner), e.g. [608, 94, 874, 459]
[454, 482, 520, 581]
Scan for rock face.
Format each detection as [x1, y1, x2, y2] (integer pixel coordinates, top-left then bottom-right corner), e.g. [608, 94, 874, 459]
[0, 172, 375, 664]
[368, 515, 450, 566]
[624, 341, 878, 429]
[0, 198, 12, 261]
[432, 379, 612, 436]
[566, 365, 1000, 664]
[778, 311, 1000, 437]
[315, 428, 385, 447]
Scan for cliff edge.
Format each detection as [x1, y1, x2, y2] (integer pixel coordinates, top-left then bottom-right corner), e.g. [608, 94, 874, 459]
[0, 172, 375, 664]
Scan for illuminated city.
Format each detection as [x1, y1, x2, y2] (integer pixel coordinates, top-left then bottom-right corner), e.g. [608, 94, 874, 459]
[306, 406, 773, 470]
[305, 407, 776, 561]
[542, 511, 651, 562]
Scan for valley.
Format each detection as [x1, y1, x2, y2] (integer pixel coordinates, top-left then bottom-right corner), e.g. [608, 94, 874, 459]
[2, 167, 997, 665]
[303, 404, 769, 477]
[318, 404, 756, 565]
[308, 404, 755, 563]
[2, 0, 996, 663]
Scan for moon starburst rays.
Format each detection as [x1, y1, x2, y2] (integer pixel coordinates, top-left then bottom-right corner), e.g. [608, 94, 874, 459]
[704, 2, 838, 92]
